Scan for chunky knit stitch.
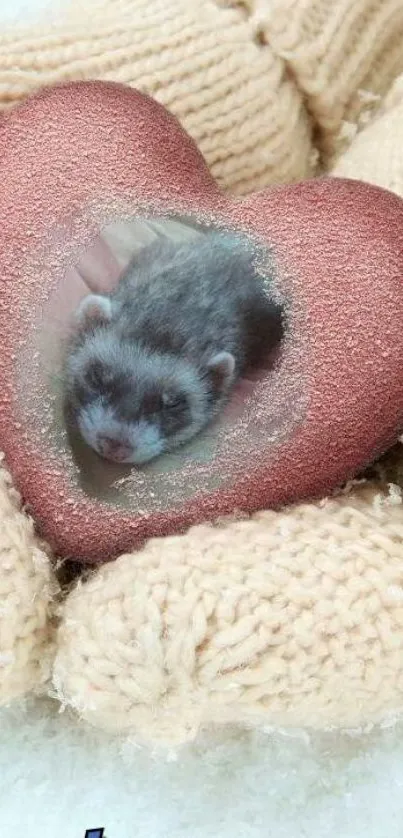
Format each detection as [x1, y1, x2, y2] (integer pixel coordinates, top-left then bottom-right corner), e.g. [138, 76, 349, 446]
[53, 483, 403, 744]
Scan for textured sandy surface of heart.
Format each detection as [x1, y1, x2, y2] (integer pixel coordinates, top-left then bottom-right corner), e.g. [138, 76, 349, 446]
[0, 80, 402, 561]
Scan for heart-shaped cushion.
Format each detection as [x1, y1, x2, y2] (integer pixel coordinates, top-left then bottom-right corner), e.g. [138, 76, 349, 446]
[0, 80, 402, 563]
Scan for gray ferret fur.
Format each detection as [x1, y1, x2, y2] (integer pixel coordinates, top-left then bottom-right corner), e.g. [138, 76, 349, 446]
[63, 229, 284, 465]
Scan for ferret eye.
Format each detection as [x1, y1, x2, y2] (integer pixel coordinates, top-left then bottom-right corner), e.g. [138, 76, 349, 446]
[162, 393, 185, 411]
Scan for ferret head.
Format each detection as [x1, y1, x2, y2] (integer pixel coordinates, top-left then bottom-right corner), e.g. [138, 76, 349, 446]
[64, 294, 236, 465]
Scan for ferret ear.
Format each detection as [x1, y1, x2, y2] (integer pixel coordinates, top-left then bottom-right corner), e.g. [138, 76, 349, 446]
[206, 351, 236, 395]
[75, 294, 113, 330]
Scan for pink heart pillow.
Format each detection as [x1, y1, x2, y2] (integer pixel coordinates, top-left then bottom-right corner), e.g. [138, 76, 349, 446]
[0, 80, 402, 562]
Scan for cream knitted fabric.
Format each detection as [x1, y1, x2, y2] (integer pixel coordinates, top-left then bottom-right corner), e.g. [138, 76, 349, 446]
[263, 0, 403, 166]
[332, 72, 403, 195]
[0, 461, 56, 702]
[53, 483, 403, 745]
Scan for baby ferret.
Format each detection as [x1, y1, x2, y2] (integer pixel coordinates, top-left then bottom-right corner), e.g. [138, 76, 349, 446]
[63, 229, 284, 465]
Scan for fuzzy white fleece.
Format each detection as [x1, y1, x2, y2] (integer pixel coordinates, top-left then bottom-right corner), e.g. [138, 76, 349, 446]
[1, 698, 403, 838]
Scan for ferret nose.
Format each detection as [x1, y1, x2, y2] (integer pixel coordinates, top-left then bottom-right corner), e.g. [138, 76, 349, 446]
[97, 434, 133, 463]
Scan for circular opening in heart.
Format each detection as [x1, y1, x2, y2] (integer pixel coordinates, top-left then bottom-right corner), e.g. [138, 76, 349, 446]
[18, 214, 305, 514]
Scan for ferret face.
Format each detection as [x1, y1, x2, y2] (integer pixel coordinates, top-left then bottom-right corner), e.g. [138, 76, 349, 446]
[64, 295, 235, 465]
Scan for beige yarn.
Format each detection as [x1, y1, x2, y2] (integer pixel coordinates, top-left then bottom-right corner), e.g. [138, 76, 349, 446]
[332, 71, 403, 196]
[53, 483, 403, 744]
[264, 0, 403, 166]
[0, 459, 57, 702]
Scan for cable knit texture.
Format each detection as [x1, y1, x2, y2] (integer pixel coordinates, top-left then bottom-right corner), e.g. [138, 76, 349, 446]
[219, 0, 403, 163]
[1, 0, 403, 744]
[53, 484, 403, 744]
[261, 0, 403, 165]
